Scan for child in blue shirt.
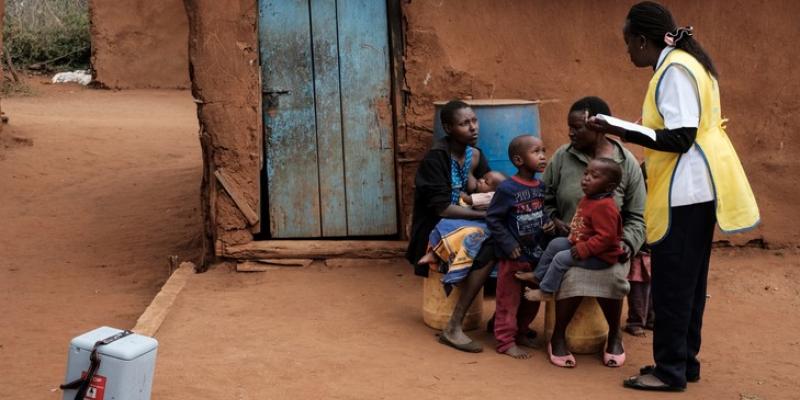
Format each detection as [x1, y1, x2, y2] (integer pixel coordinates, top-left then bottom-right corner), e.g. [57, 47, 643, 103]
[486, 134, 549, 359]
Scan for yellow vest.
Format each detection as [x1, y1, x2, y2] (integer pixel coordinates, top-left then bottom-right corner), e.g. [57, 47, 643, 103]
[642, 49, 759, 244]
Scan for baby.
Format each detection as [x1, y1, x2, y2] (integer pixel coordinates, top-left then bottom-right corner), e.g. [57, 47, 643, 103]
[460, 171, 507, 208]
[417, 171, 507, 265]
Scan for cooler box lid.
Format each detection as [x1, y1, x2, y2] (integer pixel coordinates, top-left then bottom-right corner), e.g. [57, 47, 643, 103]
[70, 326, 158, 361]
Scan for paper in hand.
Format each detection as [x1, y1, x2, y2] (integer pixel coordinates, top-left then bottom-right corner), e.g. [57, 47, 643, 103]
[595, 114, 657, 141]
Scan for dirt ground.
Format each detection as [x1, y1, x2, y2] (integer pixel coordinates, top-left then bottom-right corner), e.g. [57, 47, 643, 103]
[1, 83, 799, 399]
[0, 80, 202, 396]
[154, 252, 800, 400]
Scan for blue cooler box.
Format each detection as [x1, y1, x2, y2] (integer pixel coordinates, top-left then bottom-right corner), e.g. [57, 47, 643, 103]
[63, 326, 158, 400]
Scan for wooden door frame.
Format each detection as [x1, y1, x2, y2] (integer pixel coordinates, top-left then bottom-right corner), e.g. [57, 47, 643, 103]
[387, 0, 407, 240]
[256, 0, 406, 240]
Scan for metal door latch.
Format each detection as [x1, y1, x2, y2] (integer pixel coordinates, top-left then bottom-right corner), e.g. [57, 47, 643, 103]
[263, 89, 291, 114]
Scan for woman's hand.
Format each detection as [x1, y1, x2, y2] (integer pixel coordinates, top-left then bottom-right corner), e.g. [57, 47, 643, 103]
[509, 245, 522, 260]
[570, 246, 582, 260]
[549, 218, 571, 236]
[619, 241, 632, 263]
[586, 116, 627, 138]
[459, 192, 472, 205]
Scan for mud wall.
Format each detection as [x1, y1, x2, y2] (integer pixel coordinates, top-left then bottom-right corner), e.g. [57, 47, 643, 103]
[188, 0, 799, 253]
[90, 0, 190, 89]
[184, 0, 261, 257]
[401, 0, 800, 247]
[0, 0, 4, 132]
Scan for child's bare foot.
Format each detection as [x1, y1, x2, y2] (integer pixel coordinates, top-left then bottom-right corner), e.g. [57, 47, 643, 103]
[514, 270, 538, 284]
[524, 287, 553, 302]
[418, 251, 436, 265]
[502, 344, 531, 359]
[516, 334, 538, 349]
[623, 325, 646, 337]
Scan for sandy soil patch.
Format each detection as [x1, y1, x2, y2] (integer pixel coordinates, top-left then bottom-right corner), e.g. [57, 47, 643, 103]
[0, 80, 202, 395]
[153, 249, 799, 399]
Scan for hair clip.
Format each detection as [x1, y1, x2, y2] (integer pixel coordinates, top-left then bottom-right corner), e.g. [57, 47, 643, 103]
[664, 26, 694, 47]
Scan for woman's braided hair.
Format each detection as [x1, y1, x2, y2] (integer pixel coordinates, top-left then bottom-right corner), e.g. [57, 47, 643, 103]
[627, 1, 718, 78]
[440, 100, 470, 127]
[569, 96, 611, 118]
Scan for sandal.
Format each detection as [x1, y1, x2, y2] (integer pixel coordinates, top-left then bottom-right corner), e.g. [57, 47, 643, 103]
[603, 339, 625, 367]
[547, 342, 576, 368]
[437, 333, 482, 353]
[623, 374, 685, 392]
[603, 350, 626, 367]
[639, 365, 700, 383]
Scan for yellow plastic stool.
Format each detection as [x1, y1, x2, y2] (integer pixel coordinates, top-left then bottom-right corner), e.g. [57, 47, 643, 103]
[422, 269, 483, 331]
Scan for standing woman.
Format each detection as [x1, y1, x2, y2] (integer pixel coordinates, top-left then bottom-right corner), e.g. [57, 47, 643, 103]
[588, 1, 759, 392]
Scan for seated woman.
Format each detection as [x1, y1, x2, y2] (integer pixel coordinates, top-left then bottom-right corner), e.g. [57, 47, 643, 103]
[542, 97, 646, 367]
[406, 100, 511, 353]
[417, 170, 506, 271]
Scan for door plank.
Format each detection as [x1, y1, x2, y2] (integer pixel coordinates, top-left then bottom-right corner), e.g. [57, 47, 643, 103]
[259, 0, 322, 237]
[310, 0, 348, 237]
[337, 0, 398, 235]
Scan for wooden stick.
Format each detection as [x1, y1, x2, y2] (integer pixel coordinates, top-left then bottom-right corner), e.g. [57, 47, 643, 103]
[214, 240, 224, 257]
[224, 240, 407, 260]
[3, 46, 20, 83]
[27, 46, 90, 70]
[167, 255, 179, 276]
[133, 262, 195, 337]
[236, 259, 313, 272]
[214, 168, 259, 226]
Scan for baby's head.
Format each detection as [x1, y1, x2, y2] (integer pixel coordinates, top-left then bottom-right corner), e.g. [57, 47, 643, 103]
[508, 134, 547, 174]
[582, 158, 622, 196]
[476, 171, 506, 193]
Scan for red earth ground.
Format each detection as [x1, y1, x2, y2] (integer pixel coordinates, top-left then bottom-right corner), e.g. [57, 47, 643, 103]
[1, 81, 799, 399]
[0, 79, 202, 396]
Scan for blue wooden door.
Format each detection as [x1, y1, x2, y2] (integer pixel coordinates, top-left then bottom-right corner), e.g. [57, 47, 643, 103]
[259, 0, 397, 238]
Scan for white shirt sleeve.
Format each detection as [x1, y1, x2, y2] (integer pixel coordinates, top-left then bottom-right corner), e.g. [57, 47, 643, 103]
[656, 65, 700, 130]
[657, 64, 715, 206]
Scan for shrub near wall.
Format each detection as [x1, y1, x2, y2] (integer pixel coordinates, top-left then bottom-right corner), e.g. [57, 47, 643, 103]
[3, 0, 90, 69]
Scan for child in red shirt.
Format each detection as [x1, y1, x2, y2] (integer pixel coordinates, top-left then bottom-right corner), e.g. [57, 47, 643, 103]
[521, 157, 624, 302]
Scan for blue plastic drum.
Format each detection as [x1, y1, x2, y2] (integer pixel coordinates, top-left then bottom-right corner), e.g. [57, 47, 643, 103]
[433, 99, 541, 177]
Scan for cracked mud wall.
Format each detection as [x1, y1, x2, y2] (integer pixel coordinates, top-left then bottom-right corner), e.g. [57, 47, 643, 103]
[90, 0, 190, 89]
[0, 0, 3, 132]
[188, 0, 799, 253]
[184, 0, 261, 257]
[401, 0, 800, 247]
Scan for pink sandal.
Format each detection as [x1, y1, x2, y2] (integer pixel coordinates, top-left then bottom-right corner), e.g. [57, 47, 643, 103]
[603, 348, 626, 367]
[548, 342, 576, 368]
